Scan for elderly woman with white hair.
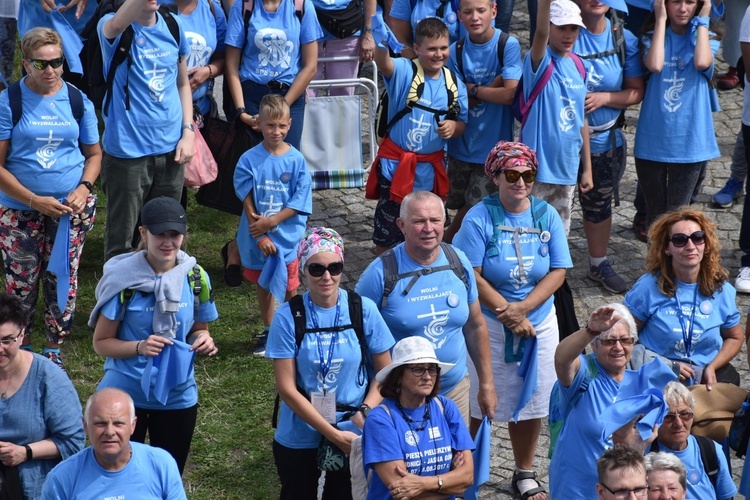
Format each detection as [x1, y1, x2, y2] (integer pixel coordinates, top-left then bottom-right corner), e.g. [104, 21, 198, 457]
[549, 303, 669, 498]
[648, 381, 737, 500]
[644, 451, 687, 500]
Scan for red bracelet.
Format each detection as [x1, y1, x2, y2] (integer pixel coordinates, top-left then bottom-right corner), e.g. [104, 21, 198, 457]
[257, 236, 270, 249]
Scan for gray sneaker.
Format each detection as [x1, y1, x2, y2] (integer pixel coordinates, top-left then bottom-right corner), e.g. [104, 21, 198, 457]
[588, 260, 628, 294]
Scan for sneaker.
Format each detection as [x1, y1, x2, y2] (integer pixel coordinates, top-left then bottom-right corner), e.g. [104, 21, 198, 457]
[252, 331, 269, 358]
[712, 177, 743, 208]
[43, 351, 66, 371]
[588, 260, 628, 294]
[718, 67, 740, 91]
[736, 267, 750, 293]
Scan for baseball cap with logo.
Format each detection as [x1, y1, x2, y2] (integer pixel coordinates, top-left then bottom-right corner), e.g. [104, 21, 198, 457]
[550, 0, 586, 28]
[141, 197, 187, 235]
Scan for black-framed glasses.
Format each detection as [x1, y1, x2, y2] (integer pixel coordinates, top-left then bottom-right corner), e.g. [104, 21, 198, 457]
[668, 230, 706, 248]
[501, 169, 536, 184]
[600, 482, 648, 499]
[597, 337, 635, 347]
[663, 410, 694, 424]
[306, 262, 344, 277]
[27, 56, 65, 70]
[409, 366, 440, 378]
[0, 330, 23, 347]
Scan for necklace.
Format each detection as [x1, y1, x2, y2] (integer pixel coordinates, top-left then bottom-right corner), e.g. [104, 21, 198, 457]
[396, 399, 432, 431]
[0, 377, 14, 399]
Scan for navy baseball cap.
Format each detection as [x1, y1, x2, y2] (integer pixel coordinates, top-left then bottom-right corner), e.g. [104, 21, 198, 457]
[141, 197, 187, 235]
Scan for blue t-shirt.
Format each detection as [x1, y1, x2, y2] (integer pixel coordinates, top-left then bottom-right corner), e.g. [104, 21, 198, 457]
[224, 0, 323, 84]
[355, 244, 478, 393]
[452, 198, 572, 324]
[41, 442, 187, 500]
[574, 22, 642, 153]
[446, 30, 522, 163]
[633, 27, 720, 162]
[265, 289, 395, 449]
[362, 396, 475, 500]
[624, 273, 740, 367]
[98, 13, 191, 158]
[381, 57, 468, 191]
[233, 143, 312, 268]
[653, 436, 737, 500]
[172, 0, 227, 114]
[0, 79, 99, 209]
[519, 47, 590, 185]
[96, 269, 219, 410]
[18, 0, 97, 37]
[549, 355, 640, 498]
[389, 0, 463, 43]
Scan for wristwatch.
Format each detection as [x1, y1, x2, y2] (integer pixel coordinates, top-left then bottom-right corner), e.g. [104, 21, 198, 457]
[181, 123, 195, 133]
[469, 85, 479, 98]
[437, 475, 443, 492]
[78, 180, 93, 193]
[234, 107, 248, 120]
[359, 403, 372, 418]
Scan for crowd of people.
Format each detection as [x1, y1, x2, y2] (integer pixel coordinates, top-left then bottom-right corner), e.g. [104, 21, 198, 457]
[3, 0, 750, 497]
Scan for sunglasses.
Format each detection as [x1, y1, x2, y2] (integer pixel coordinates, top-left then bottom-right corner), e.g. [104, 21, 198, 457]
[663, 410, 694, 424]
[668, 230, 706, 248]
[597, 336, 635, 347]
[501, 169, 536, 183]
[306, 261, 344, 277]
[27, 56, 65, 70]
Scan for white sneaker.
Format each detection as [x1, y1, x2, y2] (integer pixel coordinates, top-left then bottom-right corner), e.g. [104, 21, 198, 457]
[736, 267, 750, 293]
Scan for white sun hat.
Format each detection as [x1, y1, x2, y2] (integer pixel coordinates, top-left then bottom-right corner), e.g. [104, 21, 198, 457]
[550, 0, 586, 28]
[375, 336, 455, 383]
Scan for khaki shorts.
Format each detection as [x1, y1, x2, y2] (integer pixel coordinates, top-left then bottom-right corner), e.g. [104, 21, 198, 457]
[444, 374, 471, 428]
[446, 157, 496, 211]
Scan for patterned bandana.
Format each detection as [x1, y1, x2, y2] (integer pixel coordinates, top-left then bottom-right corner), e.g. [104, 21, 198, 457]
[297, 227, 345, 269]
[484, 141, 539, 179]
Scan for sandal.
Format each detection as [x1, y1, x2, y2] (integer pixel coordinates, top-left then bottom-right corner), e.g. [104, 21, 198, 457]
[512, 470, 547, 500]
[632, 213, 647, 243]
[221, 241, 243, 288]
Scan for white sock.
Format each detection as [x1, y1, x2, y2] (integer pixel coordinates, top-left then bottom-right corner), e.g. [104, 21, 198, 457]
[589, 256, 607, 267]
[515, 469, 540, 495]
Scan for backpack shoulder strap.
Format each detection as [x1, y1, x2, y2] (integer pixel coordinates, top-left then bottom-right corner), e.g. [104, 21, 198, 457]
[456, 36, 465, 76]
[529, 195, 549, 233]
[379, 248, 400, 309]
[434, 395, 446, 415]
[570, 53, 587, 81]
[293, 0, 305, 22]
[497, 31, 509, 68]
[482, 194, 505, 258]
[610, 9, 626, 68]
[65, 83, 85, 127]
[159, 9, 182, 60]
[347, 290, 365, 345]
[694, 435, 720, 491]
[289, 294, 306, 349]
[442, 66, 458, 109]
[243, 0, 255, 34]
[439, 242, 469, 291]
[103, 25, 134, 112]
[8, 81, 21, 128]
[383, 60, 420, 133]
[519, 59, 555, 128]
[565, 353, 598, 417]
[649, 440, 660, 454]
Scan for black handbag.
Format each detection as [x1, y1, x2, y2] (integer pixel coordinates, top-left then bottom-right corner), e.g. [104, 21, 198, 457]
[0, 463, 23, 500]
[195, 118, 261, 216]
[555, 278, 580, 342]
[315, 0, 364, 39]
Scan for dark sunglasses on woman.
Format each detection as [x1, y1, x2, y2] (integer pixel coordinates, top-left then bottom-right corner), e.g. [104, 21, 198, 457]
[668, 230, 706, 248]
[306, 262, 344, 277]
[27, 56, 65, 70]
[501, 170, 536, 184]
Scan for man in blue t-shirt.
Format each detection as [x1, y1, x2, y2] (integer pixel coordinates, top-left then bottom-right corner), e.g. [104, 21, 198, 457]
[596, 445, 649, 500]
[41, 388, 187, 500]
[98, 0, 194, 261]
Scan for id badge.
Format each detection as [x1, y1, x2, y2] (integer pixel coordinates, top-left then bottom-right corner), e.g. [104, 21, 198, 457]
[311, 391, 337, 424]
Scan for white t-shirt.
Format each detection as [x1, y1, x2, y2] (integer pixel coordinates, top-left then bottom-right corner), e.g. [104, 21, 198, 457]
[741, 6, 750, 125]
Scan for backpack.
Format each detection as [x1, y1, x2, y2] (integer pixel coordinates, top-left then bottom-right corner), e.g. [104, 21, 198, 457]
[511, 53, 586, 134]
[649, 436, 720, 492]
[455, 31, 510, 77]
[378, 242, 469, 308]
[481, 194, 548, 257]
[242, 0, 306, 46]
[548, 352, 598, 458]
[8, 81, 84, 129]
[271, 291, 368, 428]
[118, 264, 211, 320]
[577, 9, 626, 69]
[374, 60, 460, 145]
[79, 0, 180, 112]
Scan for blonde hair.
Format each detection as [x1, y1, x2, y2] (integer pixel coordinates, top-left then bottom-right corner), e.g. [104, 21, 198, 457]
[259, 94, 290, 121]
[21, 28, 63, 59]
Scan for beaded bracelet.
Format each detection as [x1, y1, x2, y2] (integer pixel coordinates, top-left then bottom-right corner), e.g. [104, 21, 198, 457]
[135, 340, 143, 356]
[29, 193, 34, 208]
[206, 64, 213, 79]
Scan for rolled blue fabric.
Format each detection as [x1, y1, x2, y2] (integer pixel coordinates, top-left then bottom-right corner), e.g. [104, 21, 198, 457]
[50, 11, 84, 75]
[599, 0, 629, 14]
[371, 14, 404, 54]
[464, 416, 491, 500]
[141, 339, 195, 405]
[513, 336, 537, 422]
[258, 234, 288, 303]
[47, 211, 70, 312]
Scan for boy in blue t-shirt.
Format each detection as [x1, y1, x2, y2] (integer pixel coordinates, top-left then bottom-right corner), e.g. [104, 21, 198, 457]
[368, 17, 468, 254]
[522, 0, 593, 234]
[444, 0, 522, 242]
[234, 94, 312, 357]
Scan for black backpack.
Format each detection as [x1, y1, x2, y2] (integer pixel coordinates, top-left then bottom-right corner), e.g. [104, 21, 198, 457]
[454, 31, 510, 77]
[8, 81, 84, 129]
[649, 436, 720, 492]
[79, 0, 180, 112]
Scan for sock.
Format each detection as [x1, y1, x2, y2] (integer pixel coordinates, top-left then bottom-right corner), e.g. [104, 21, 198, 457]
[514, 469, 539, 495]
[589, 256, 607, 267]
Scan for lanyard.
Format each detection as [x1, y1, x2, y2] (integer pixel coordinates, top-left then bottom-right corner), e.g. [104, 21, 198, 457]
[674, 284, 699, 359]
[307, 294, 341, 394]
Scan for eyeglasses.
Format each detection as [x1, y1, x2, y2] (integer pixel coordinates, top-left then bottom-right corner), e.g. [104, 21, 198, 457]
[600, 483, 648, 499]
[668, 230, 706, 248]
[501, 169, 536, 184]
[27, 56, 65, 70]
[597, 337, 635, 347]
[306, 262, 344, 277]
[0, 331, 23, 347]
[409, 366, 440, 377]
[663, 410, 694, 424]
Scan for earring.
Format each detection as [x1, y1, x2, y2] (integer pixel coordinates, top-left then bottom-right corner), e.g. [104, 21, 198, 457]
[666, 252, 671, 256]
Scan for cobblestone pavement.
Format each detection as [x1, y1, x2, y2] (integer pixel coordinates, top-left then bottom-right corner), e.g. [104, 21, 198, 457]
[219, 6, 750, 498]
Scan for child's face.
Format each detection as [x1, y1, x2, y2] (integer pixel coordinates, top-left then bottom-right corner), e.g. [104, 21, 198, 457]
[458, 0, 496, 38]
[548, 24, 579, 55]
[666, 0, 699, 28]
[259, 110, 291, 148]
[413, 35, 450, 76]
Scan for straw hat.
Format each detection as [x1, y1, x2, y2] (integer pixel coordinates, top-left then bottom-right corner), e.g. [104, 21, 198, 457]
[689, 383, 748, 441]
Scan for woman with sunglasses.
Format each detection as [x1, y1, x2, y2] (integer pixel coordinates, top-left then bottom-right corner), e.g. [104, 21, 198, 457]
[362, 336, 475, 500]
[265, 227, 393, 499]
[0, 27, 100, 370]
[624, 208, 743, 388]
[453, 141, 571, 500]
